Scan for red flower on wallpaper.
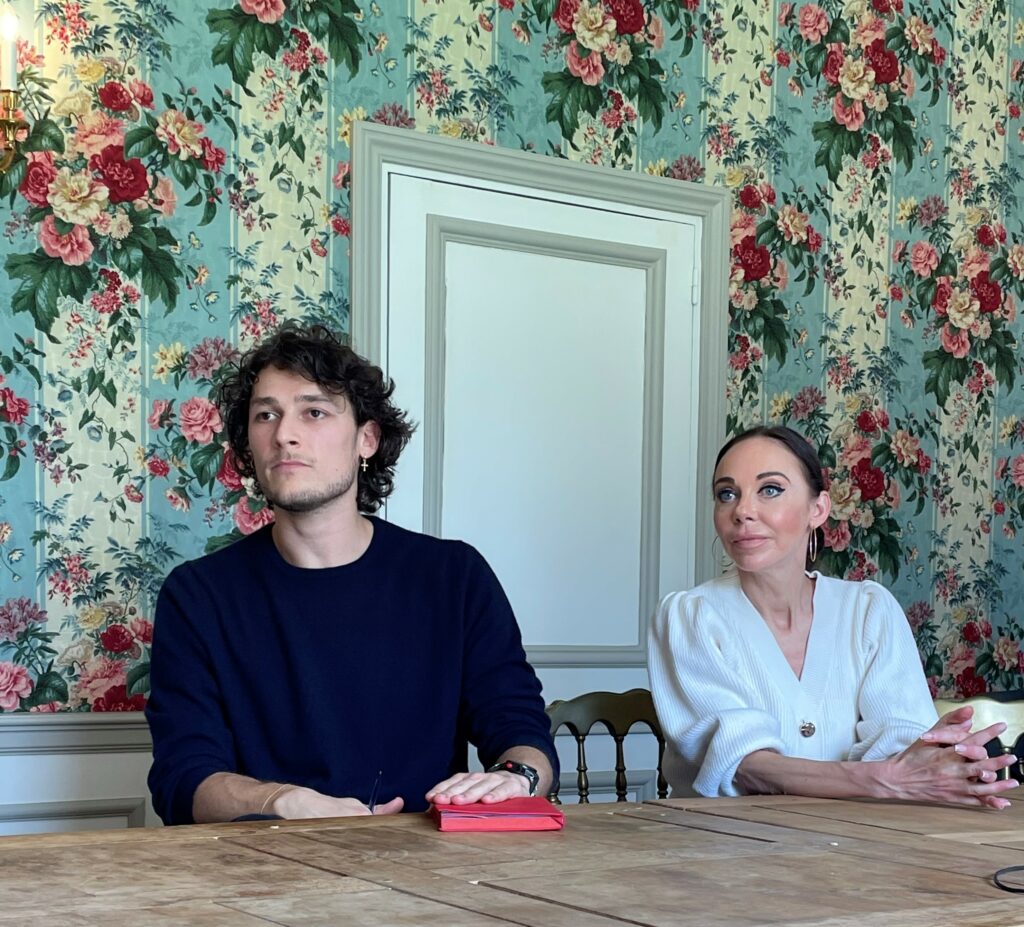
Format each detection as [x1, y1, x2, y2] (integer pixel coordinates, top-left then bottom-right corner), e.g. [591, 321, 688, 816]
[99, 624, 135, 654]
[955, 666, 987, 697]
[19, 152, 57, 207]
[608, 0, 645, 34]
[92, 684, 146, 712]
[865, 39, 899, 84]
[970, 271, 1002, 313]
[851, 458, 886, 502]
[736, 236, 771, 282]
[98, 81, 134, 112]
[89, 144, 149, 203]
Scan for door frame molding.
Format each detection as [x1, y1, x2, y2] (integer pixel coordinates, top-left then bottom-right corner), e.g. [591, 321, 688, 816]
[351, 123, 730, 666]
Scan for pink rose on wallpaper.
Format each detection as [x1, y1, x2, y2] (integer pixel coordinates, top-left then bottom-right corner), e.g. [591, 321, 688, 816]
[1011, 454, 1024, 488]
[961, 246, 990, 281]
[822, 43, 844, 85]
[179, 397, 224, 444]
[130, 618, 154, 645]
[71, 111, 125, 158]
[730, 209, 756, 246]
[234, 496, 275, 535]
[152, 177, 177, 218]
[940, 323, 970, 359]
[832, 96, 864, 131]
[823, 519, 851, 552]
[909, 240, 939, 277]
[165, 487, 191, 512]
[565, 41, 604, 86]
[19, 151, 56, 207]
[554, 0, 581, 33]
[147, 399, 173, 429]
[75, 655, 127, 703]
[216, 444, 245, 491]
[947, 641, 974, 677]
[839, 433, 872, 468]
[239, 0, 286, 24]
[798, 4, 829, 42]
[130, 79, 154, 108]
[647, 14, 665, 50]
[0, 387, 30, 425]
[0, 662, 31, 710]
[39, 215, 93, 266]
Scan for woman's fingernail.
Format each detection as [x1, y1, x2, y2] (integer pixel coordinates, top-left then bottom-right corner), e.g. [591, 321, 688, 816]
[954, 744, 965, 754]
[1010, 780, 1021, 789]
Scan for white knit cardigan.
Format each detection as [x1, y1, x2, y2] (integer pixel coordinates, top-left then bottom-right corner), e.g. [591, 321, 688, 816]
[647, 571, 938, 797]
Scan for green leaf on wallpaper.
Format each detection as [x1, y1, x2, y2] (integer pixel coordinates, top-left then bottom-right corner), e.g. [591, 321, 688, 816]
[0, 156, 26, 201]
[127, 661, 150, 698]
[6, 251, 90, 335]
[22, 118, 65, 155]
[889, 115, 915, 173]
[191, 443, 224, 491]
[208, 8, 284, 86]
[21, 671, 68, 708]
[125, 126, 159, 159]
[1, 451, 19, 481]
[169, 156, 197, 188]
[321, 0, 362, 78]
[533, 0, 557, 22]
[804, 43, 825, 78]
[636, 73, 667, 133]
[139, 242, 180, 311]
[922, 349, 969, 406]
[990, 256, 1008, 282]
[761, 310, 788, 365]
[206, 530, 243, 554]
[812, 120, 857, 185]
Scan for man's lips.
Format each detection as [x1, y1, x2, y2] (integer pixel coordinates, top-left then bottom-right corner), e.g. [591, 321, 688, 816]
[270, 459, 310, 471]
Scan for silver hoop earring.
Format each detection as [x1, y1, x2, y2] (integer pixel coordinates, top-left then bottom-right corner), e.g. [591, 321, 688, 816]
[808, 529, 818, 564]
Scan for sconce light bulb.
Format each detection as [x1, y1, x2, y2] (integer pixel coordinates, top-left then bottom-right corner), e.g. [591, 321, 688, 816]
[0, 10, 18, 42]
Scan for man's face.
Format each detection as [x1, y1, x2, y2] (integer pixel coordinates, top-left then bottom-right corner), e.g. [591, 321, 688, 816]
[247, 365, 379, 515]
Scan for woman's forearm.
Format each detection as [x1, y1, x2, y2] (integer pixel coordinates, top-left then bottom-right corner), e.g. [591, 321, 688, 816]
[735, 750, 893, 800]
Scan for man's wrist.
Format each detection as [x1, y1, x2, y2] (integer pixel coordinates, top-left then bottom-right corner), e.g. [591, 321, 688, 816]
[486, 760, 540, 795]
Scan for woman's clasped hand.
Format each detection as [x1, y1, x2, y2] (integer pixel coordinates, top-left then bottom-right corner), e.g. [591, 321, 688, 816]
[889, 706, 1019, 809]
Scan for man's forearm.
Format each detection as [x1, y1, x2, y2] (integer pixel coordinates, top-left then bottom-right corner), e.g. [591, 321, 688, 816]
[497, 745, 555, 797]
[192, 771, 291, 823]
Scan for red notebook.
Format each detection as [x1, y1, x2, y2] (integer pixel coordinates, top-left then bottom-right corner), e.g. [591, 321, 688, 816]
[429, 797, 565, 832]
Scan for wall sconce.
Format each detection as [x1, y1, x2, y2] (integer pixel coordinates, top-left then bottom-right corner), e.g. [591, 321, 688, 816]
[0, 6, 26, 175]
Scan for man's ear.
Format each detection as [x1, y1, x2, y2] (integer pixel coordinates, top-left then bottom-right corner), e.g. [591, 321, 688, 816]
[359, 420, 381, 459]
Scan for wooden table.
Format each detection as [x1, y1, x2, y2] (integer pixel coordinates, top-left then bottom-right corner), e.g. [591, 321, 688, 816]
[4, 796, 1024, 925]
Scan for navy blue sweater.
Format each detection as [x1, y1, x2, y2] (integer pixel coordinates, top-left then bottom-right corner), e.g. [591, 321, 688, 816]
[146, 517, 557, 824]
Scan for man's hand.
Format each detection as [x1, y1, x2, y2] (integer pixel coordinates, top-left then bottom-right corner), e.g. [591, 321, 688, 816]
[426, 770, 530, 805]
[273, 786, 404, 819]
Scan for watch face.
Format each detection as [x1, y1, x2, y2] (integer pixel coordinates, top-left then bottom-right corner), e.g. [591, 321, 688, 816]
[491, 760, 539, 794]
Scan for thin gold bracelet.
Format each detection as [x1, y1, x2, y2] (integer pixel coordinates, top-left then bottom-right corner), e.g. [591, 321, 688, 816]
[259, 783, 290, 816]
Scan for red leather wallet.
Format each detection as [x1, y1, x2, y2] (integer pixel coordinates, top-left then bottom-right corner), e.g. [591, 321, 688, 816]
[429, 796, 565, 832]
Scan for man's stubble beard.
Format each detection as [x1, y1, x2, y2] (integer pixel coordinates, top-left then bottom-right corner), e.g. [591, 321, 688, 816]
[264, 470, 357, 514]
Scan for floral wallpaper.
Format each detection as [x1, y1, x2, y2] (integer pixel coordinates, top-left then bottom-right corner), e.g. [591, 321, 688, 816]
[0, 0, 1022, 713]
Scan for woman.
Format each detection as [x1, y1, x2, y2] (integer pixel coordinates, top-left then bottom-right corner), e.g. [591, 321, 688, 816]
[648, 425, 1017, 808]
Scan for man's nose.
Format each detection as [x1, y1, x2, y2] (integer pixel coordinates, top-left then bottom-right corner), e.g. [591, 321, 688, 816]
[273, 415, 300, 446]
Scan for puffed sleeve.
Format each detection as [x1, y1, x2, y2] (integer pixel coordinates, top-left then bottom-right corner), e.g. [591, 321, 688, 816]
[848, 581, 938, 761]
[648, 589, 788, 797]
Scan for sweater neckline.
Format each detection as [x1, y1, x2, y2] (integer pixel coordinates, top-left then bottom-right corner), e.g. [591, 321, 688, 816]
[732, 570, 833, 705]
[256, 515, 385, 575]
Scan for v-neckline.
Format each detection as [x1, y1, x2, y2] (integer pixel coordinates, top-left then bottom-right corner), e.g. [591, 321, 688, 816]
[734, 572, 830, 703]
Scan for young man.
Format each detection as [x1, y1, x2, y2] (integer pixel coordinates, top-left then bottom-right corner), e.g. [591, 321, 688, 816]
[146, 323, 556, 824]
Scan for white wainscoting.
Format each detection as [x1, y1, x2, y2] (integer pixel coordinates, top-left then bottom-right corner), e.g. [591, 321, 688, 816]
[0, 714, 156, 835]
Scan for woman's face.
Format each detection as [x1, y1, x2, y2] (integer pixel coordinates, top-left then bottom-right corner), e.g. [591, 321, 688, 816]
[712, 436, 830, 577]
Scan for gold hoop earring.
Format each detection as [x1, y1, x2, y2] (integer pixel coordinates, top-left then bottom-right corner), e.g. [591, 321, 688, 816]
[808, 529, 818, 564]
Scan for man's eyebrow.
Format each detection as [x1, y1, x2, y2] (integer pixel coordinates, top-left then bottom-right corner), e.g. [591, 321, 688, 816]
[250, 393, 336, 406]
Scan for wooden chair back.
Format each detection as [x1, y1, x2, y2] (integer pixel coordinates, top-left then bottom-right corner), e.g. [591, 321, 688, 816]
[546, 688, 667, 804]
[934, 696, 1024, 780]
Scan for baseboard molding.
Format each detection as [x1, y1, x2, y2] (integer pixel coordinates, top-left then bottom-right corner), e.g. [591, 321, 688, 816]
[0, 713, 152, 755]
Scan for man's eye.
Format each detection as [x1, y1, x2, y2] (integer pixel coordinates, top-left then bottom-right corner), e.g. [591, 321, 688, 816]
[308, 409, 325, 418]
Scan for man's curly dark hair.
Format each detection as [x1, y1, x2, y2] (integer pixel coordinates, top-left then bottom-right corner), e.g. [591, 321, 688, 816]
[217, 322, 415, 513]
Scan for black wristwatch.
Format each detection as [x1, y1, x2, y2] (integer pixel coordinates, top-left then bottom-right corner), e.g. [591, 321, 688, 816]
[487, 759, 540, 796]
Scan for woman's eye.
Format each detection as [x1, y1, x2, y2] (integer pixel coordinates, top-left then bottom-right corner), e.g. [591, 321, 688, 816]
[761, 484, 784, 498]
[715, 489, 736, 503]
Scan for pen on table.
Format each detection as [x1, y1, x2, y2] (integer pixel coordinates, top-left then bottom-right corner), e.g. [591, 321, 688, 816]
[368, 769, 382, 813]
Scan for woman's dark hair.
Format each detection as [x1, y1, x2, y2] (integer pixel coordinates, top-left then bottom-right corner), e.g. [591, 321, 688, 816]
[713, 425, 825, 495]
[714, 426, 827, 568]
[216, 322, 415, 513]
